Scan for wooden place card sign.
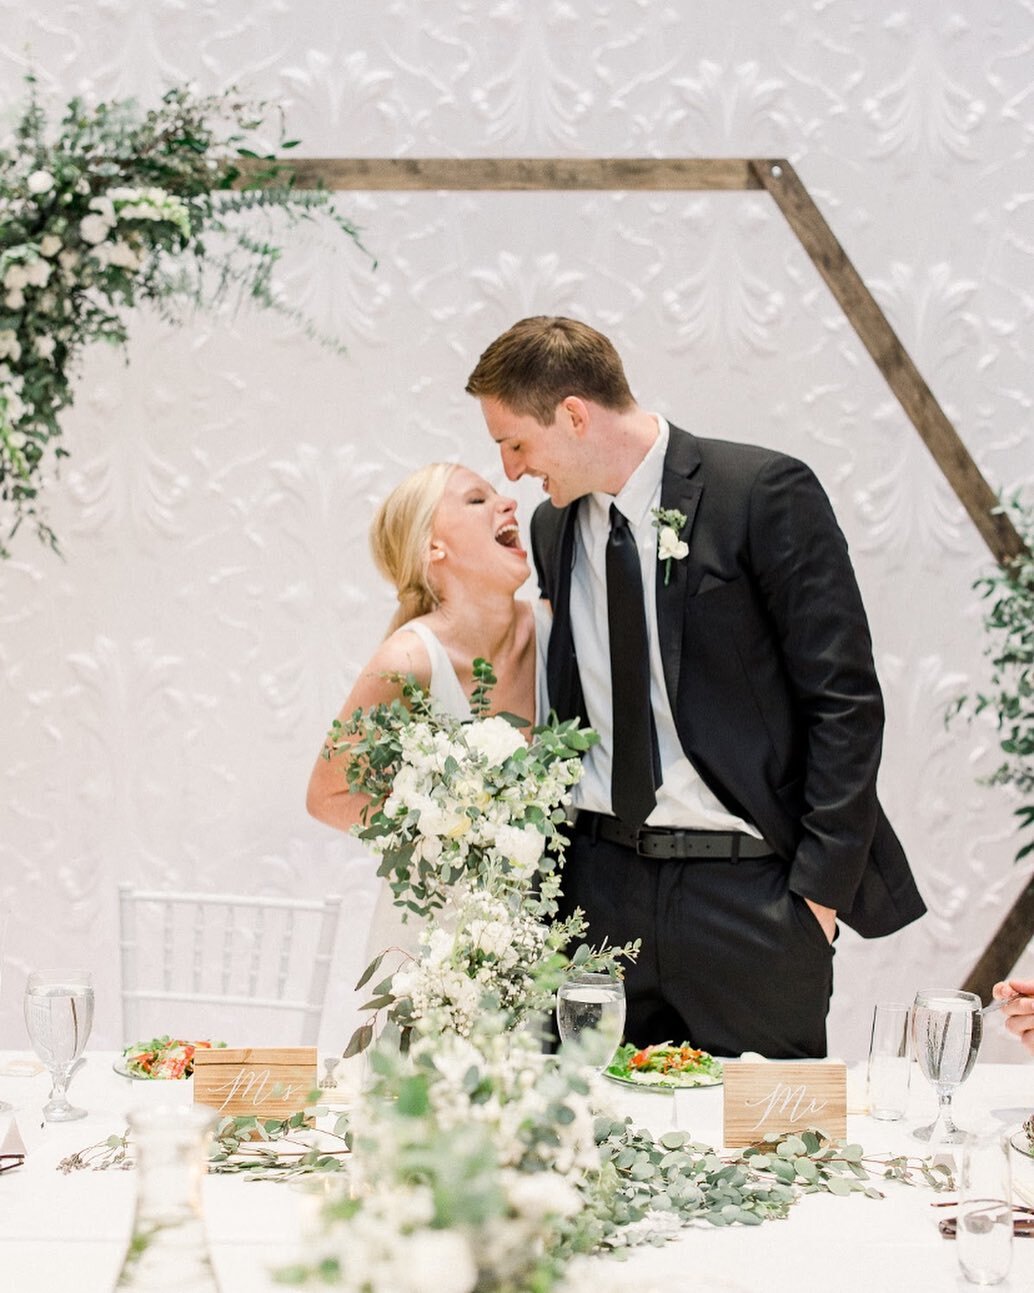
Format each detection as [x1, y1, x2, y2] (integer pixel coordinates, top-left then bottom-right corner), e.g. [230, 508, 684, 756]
[193, 1046, 317, 1120]
[722, 1061, 847, 1148]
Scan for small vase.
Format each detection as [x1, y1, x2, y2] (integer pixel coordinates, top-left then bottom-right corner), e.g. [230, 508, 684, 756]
[114, 1104, 220, 1291]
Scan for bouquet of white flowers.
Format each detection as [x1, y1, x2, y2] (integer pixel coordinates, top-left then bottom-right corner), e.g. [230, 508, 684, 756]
[325, 661, 636, 1054]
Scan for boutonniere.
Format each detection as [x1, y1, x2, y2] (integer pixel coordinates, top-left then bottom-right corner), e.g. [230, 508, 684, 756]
[652, 507, 688, 585]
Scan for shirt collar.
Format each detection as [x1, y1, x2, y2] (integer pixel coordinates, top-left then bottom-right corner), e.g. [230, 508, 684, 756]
[591, 413, 668, 529]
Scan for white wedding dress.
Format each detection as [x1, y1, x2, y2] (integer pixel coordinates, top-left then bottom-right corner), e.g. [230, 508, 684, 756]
[362, 603, 550, 966]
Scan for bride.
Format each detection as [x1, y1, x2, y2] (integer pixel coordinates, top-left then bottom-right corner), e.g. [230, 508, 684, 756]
[306, 461, 548, 956]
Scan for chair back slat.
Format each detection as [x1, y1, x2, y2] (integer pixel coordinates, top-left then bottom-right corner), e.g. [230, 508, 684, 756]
[221, 907, 236, 996]
[277, 910, 296, 998]
[192, 902, 206, 994]
[246, 906, 265, 997]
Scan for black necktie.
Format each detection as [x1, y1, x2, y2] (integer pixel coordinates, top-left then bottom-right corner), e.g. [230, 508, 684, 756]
[607, 504, 657, 829]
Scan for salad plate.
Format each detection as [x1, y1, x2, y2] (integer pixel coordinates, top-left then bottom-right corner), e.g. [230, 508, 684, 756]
[604, 1042, 723, 1090]
[115, 1036, 225, 1081]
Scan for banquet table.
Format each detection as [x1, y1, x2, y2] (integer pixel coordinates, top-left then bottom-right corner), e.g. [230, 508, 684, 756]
[1, 1051, 1033, 1292]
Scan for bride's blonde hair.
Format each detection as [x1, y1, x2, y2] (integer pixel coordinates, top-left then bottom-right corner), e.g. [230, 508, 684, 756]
[370, 462, 457, 635]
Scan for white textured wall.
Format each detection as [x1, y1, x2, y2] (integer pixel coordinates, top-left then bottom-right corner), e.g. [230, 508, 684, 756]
[1, 2, 1032, 1064]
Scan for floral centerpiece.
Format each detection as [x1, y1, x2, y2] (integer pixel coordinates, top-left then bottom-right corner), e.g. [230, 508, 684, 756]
[0, 75, 367, 555]
[326, 661, 638, 1056]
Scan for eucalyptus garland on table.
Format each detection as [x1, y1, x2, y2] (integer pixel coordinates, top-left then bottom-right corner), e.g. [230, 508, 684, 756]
[0, 75, 368, 556]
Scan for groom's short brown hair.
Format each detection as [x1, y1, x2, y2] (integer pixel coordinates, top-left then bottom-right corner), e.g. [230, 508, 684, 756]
[465, 316, 635, 425]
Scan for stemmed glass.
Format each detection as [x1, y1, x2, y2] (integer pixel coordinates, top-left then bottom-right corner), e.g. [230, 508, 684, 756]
[23, 969, 94, 1121]
[911, 988, 982, 1144]
[556, 970, 626, 1071]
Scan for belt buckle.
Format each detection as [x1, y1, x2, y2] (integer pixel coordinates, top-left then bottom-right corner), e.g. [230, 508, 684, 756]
[633, 827, 653, 857]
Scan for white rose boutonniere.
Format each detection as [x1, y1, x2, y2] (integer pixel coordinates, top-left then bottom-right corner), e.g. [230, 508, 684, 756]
[652, 506, 689, 585]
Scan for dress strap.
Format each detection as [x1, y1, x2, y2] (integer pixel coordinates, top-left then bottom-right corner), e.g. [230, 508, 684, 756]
[397, 621, 472, 720]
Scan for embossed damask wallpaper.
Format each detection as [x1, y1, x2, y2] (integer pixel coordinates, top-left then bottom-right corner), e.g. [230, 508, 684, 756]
[1, 2, 1032, 1063]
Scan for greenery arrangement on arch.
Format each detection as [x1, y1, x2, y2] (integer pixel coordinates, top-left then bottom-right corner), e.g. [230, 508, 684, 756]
[0, 76, 370, 557]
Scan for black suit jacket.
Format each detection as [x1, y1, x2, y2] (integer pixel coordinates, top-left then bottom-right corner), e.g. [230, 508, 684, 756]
[531, 424, 926, 939]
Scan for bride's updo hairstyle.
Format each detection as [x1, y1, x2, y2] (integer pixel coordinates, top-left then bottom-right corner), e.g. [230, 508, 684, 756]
[370, 462, 456, 635]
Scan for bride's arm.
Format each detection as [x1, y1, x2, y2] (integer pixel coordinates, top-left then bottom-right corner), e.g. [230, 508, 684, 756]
[305, 632, 431, 833]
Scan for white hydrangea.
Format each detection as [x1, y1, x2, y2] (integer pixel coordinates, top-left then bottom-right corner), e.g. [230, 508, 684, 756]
[34, 335, 56, 360]
[39, 234, 62, 258]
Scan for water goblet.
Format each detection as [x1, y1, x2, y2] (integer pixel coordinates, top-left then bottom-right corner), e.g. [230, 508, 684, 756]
[911, 988, 982, 1144]
[23, 968, 95, 1121]
[556, 970, 626, 1071]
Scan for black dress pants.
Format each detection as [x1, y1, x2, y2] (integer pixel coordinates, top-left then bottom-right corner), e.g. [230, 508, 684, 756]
[558, 829, 834, 1059]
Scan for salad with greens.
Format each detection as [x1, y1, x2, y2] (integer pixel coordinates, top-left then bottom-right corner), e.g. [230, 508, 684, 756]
[605, 1041, 723, 1088]
[121, 1036, 225, 1080]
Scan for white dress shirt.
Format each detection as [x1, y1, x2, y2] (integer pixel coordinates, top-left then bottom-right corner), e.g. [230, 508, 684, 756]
[568, 415, 759, 835]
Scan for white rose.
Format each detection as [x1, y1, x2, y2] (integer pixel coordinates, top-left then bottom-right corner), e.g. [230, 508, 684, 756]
[58, 249, 79, 271]
[493, 823, 545, 877]
[5, 429, 27, 449]
[465, 715, 525, 767]
[79, 213, 110, 245]
[24, 259, 51, 287]
[4, 289, 24, 310]
[27, 169, 55, 195]
[417, 800, 470, 840]
[467, 919, 514, 960]
[39, 234, 62, 258]
[34, 335, 56, 360]
[0, 331, 21, 362]
[3, 264, 29, 291]
[657, 525, 688, 563]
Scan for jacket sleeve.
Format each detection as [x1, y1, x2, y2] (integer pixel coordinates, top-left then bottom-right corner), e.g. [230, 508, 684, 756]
[747, 454, 884, 913]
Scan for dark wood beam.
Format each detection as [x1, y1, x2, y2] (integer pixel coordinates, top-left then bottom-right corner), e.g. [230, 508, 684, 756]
[248, 156, 764, 191]
[962, 874, 1034, 1004]
[750, 158, 1025, 568]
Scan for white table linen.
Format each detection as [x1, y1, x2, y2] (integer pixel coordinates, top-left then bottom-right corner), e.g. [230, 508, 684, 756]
[1, 1053, 1032, 1292]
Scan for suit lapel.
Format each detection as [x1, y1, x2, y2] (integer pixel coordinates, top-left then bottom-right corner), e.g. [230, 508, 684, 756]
[655, 426, 702, 717]
[544, 500, 583, 721]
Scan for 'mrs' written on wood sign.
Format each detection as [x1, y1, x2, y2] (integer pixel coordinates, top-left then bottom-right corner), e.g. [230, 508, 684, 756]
[193, 1047, 317, 1120]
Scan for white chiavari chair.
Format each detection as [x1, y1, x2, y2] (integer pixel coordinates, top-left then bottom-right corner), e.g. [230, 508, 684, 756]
[118, 884, 342, 1046]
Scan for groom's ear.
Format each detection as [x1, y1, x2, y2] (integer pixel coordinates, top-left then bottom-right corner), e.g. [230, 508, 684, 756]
[559, 396, 590, 437]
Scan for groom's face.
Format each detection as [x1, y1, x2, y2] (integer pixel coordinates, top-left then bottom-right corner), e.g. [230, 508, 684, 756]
[480, 397, 586, 509]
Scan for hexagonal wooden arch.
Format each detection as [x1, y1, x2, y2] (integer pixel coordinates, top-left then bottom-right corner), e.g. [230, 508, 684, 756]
[260, 155, 1029, 996]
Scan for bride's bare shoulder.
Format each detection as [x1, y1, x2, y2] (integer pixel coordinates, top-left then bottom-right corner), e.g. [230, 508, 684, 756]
[371, 624, 434, 685]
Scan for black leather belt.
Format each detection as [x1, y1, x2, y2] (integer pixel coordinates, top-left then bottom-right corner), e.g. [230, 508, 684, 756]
[572, 810, 773, 861]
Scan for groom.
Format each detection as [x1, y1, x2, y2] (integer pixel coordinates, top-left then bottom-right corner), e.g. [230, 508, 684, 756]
[467, 316, 926, 1059]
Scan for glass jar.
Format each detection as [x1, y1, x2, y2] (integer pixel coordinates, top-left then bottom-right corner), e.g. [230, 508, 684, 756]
[114, 1104, 220, 1291]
